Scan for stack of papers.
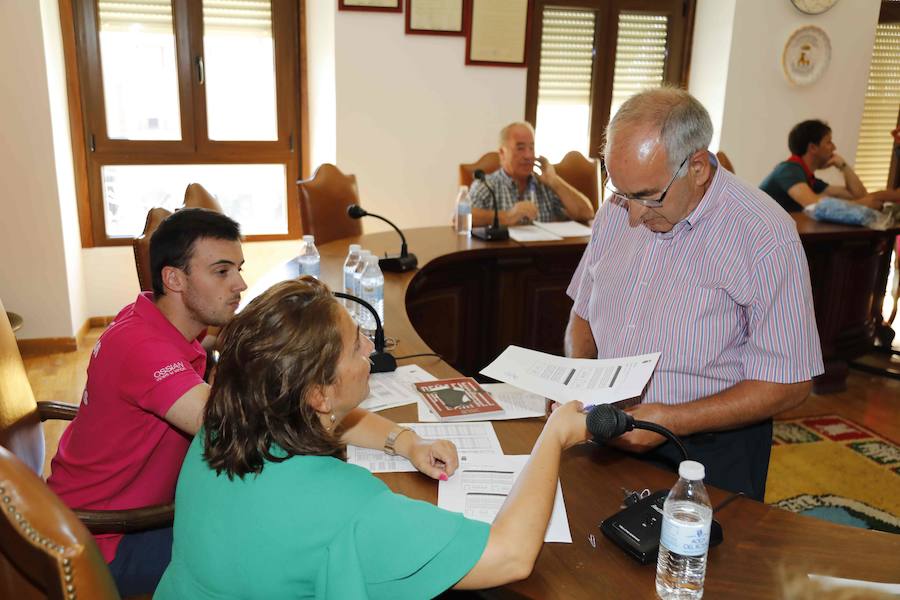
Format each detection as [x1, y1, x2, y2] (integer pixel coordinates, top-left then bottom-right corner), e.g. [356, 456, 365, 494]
[360, 364, 434, 412]
[508, 220, 592, 242]
[438, 455, 572, 543]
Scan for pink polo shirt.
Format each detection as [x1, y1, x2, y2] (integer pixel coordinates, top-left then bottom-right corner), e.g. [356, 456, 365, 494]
[48, 293, 206, 562]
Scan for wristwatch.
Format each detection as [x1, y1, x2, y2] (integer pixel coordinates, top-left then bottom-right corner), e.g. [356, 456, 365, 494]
[384, 425, 412, 456]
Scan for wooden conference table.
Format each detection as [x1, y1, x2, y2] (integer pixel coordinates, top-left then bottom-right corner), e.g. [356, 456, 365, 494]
[247, 226, 900, 598]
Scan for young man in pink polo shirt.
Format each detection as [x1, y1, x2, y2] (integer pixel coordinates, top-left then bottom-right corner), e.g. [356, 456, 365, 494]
[48, 208, 461, 596]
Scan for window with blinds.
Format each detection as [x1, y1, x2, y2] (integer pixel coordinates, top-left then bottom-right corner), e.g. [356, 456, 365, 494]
[534, 7, 596, 161]
[855, 22, 900, 191]
[609, 12, 668, 121]
[526, 1, 691, 165]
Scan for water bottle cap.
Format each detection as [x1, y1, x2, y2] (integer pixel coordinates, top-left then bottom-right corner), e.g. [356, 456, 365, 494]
[303, 235, 314, 243]
[359, 249, 371, 257]
[366, 255, 379, 265]
[349, 244, 361, 252]
[678, 460, 705, 481]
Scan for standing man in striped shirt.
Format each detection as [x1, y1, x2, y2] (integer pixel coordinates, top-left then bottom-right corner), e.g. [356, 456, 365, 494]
[565, 88, 823, 500]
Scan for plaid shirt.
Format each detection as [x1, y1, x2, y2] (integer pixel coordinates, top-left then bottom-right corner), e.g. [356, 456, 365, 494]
[468, 169, 569, 222]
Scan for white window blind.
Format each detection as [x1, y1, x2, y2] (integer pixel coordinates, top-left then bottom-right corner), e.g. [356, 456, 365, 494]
[98, 0, 174, 33]
[855, 22, 900, 191]
[609, 12, 668, 120]
[535, 7, 596, 161]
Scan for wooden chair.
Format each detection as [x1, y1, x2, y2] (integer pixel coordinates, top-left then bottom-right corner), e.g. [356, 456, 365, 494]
[297, 164, 364, 245]
[0, 445, 122, 600]
[132, 183, 224, 292]
[716, 151, 735, 174]
[459, 151, 501, 188]
[0, 303, 174, 536]
[459, 150, 600, 211]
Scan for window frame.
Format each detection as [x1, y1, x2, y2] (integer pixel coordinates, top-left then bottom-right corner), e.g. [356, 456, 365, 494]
[524, 0, 696, 161]
[60, 0, 308, 247]
[880, 1, 900, 190]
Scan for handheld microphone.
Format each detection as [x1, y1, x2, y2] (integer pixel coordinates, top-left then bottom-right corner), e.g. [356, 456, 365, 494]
[332, 291, 397, 373]
[470, 169, 509, 242]
[346, 205, 418, 272]
[586, 404, 688, 461]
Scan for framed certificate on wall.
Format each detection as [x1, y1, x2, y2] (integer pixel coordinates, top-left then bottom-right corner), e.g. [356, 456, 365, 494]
[465, 0, 532, 67]
[406, 0, 465, 35]
[339, 0, 402, 12]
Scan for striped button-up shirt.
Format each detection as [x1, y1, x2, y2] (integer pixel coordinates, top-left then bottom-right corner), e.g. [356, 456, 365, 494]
[469, 168, 569, 223]
[567, 162, 823, 405]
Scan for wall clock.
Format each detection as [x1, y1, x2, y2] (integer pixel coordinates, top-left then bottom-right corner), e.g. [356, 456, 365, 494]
[782, 26, 831, 86]
[790, 0, 839, 15]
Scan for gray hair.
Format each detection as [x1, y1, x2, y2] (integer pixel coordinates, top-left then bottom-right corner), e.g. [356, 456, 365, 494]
[499, 121, 535, 147]
[604, 87, 713, 174]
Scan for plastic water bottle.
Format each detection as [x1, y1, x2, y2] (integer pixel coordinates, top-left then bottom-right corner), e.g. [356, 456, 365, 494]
[342, 244, 362, 311]
[297, 235, 320, 279]
[352, 249, 372, 303]
[656, 461, 713, 599]
[358, 255, 384, 340]
[455, 185, 471, 235]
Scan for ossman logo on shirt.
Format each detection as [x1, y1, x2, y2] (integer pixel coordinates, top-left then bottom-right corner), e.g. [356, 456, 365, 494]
[153, 361, 187, 382]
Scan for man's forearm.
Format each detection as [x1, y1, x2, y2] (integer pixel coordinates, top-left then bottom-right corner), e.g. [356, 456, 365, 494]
[840, 164, 868, 198]
[564, 311, 597, 358]
[665, 379, 810, 436]
[472, 206, 519, 227]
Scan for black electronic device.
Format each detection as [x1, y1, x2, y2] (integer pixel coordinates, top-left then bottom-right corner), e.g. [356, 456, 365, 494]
[333, 291, 397, 373]
[587, 404, 723, 564]
[346, 205, 418, 272]
[470, 169, 509, 241]
[599, 491, 723, 565]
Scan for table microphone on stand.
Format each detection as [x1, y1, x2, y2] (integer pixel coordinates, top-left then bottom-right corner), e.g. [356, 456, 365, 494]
[333, 291, 397, 374]
[346, 205, 418, 272]
[470, 169, 509, 241]
[587, 404, 723, 564]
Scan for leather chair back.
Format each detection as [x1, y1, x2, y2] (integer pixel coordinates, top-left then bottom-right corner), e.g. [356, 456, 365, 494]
[459, 152, 501, 188]
[0, 445, 121, 600]
[297, 164, 363, 245]
[554, 151, 600, 212]
[132, 184, 224, 292]
[716, 151, 735, 174]
[0, 300, 43, 475]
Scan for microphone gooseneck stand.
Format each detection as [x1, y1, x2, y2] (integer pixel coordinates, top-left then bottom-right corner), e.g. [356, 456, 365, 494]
[470, 169, 509, 241]
[346, 205, 418, 272]
[333, 291, 397, 373]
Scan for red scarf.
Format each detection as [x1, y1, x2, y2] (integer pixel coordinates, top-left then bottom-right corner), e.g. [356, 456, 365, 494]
[786, 155, 816, 188]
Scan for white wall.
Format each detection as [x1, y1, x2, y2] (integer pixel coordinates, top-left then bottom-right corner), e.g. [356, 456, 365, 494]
[687, 0, 737, 153]
[334, 11, 527, 231]
[7, 1, 886, 333]
[0, 1, 80, 340]
[716, 0, 881, 187]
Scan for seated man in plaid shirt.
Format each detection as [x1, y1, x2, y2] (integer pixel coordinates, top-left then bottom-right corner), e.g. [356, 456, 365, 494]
[469, 122, 595, 227]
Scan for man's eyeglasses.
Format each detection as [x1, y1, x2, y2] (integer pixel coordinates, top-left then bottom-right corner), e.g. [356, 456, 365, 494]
[604, 155, 690, 208]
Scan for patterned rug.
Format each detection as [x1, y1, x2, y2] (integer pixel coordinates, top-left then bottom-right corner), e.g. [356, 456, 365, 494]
[766, 415, 900, 534]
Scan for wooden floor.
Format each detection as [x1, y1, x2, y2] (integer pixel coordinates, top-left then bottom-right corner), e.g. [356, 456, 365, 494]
[25, 327, 900, 478]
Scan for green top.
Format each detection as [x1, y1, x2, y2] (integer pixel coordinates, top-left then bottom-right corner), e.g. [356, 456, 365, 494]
[759, 161, 828, 213]
[155, 435, 490, 599]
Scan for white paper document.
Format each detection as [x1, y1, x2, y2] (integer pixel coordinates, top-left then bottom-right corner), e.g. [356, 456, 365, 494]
[417, 383, 546, 422]
[480, 345, 660, 405]
[508, 225, 562, 242]
[533, 220, 592, 237]
[347, 422, 503, 473]
[359, 364, 435, 412]
[438, 455, 572, 543]
[807, 574, 900, 594]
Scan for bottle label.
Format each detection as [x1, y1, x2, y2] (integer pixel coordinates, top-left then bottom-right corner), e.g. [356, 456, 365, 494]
[660, 515, 710, 556]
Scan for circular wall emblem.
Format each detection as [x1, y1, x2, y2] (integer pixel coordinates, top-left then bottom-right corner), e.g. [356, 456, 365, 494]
[782, 26, 831, 86]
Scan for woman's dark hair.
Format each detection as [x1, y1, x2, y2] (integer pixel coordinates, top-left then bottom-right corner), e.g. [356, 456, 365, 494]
[150, 208, 241, 299]
[203, 277, 345, 479]
[788, 120, 831, 156]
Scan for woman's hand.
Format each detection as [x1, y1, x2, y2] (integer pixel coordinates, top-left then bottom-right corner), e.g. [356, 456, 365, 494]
[403, 436, 460, 480]
[544, 401, 590, 449]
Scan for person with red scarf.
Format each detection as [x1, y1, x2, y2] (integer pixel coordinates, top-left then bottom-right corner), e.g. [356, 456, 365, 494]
[760, 119, 899, 213]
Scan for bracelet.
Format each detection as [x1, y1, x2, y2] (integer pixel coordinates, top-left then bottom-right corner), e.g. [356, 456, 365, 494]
[384, 425, 412, 456]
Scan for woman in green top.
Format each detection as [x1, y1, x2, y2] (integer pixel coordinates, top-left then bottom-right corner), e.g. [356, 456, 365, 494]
[156, 277, 589, 599]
